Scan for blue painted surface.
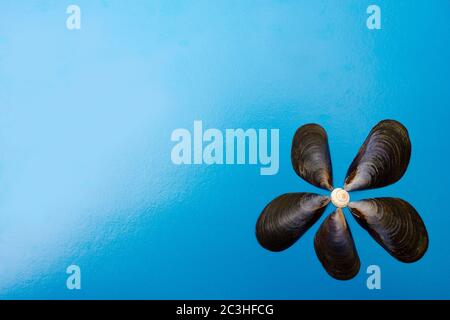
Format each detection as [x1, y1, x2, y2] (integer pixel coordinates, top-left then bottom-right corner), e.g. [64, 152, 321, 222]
[0, 0, 449, 299]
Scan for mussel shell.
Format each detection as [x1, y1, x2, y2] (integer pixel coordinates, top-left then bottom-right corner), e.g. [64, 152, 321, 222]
[291, 124, 333, 190]
[314, 208, 360, 280]
[344, 120, 411, 191]
[256, 193, 330, 252]
[348, 198, 428, 263]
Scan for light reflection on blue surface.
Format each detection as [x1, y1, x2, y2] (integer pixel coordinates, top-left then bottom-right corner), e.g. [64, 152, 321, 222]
[0, 0, 449, 299]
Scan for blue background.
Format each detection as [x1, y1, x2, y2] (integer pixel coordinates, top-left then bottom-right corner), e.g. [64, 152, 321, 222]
[0, 0, 449, 299]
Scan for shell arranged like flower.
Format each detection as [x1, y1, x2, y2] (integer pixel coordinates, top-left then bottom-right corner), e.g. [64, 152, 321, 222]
[256, 120, 428, 280]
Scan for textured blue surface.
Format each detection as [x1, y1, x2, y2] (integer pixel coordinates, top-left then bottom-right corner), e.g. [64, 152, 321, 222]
[0, 0, 449, 299]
